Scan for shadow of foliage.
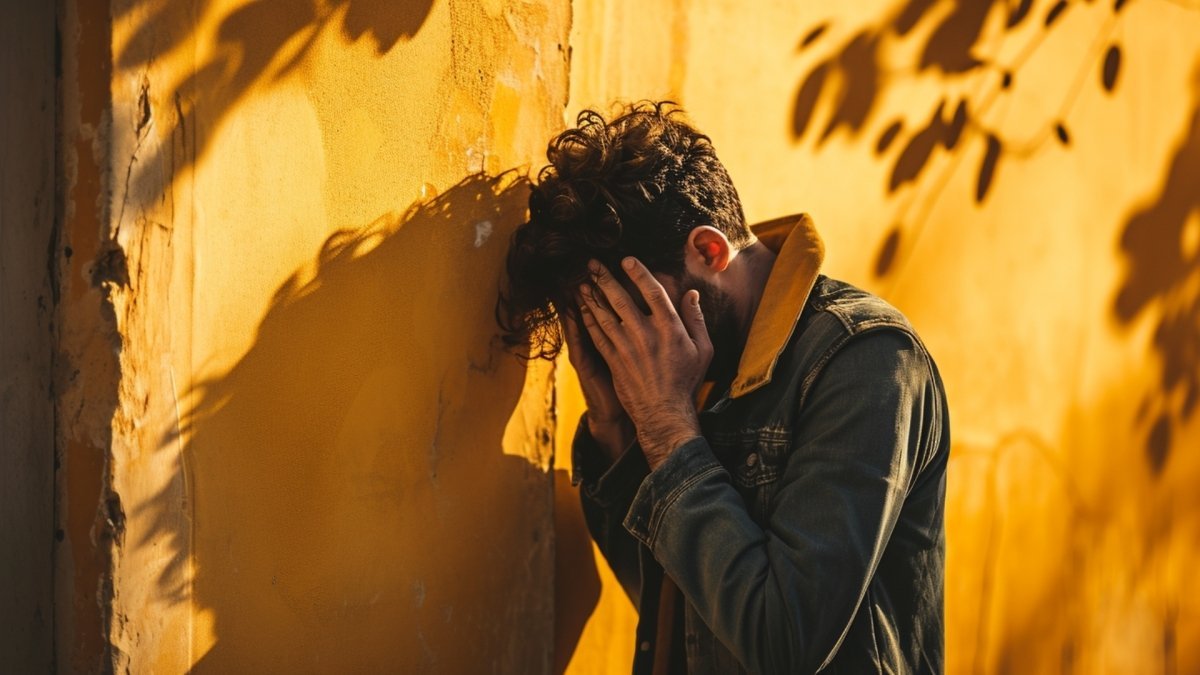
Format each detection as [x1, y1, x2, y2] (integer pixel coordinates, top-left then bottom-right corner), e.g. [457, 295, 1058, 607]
[114, 0, 435, 216]
[1114, 75, 1200, 474]
[789, 0, 1132, 277]
[792, 1, 1198, 471]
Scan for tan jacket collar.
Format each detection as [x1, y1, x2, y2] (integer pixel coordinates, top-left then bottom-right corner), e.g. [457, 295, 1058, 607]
[729, 213, 825, 398]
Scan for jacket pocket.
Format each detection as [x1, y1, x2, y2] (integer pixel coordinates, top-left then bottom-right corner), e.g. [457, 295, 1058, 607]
[710, 426, 791, 521]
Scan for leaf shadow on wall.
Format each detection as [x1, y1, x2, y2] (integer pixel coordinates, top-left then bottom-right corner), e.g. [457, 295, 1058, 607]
[1113, 67, 1200, 475]
[791, 0, 1128, 279]
[114, 0, 435, 209]
[788, 4, 1197, 669]
[141, 173, 574, 670]
[789, 1, 1200, 474]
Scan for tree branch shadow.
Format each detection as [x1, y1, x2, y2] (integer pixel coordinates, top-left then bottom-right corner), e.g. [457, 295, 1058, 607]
[791, 0, 1200, 471]
[790, 0, 1133, 278]
[114, 0, 435, 227]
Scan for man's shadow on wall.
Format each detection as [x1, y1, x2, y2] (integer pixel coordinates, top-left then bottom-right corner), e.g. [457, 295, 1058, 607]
[140, 173, 597, 670]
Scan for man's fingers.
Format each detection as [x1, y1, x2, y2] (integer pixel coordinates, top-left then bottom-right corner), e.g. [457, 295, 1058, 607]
[589, 260, 640, 324]
[621, 257, 679, 324]
[559, 310, 585, 362]
[681, 289, 713, 358]
[581, 284, 621, 332]
[579, 288, 618, 359]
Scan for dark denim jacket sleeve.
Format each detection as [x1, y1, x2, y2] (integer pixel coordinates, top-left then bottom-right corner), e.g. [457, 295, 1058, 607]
[572, 413, 651, 606]
[622, 330, 938, 674]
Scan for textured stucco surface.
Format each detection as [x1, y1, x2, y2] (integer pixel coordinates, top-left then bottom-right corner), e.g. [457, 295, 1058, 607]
[54, 0, 126, 670]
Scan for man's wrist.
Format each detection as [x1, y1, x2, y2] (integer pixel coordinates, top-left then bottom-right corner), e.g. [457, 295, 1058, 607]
[638, 411, 702, 470]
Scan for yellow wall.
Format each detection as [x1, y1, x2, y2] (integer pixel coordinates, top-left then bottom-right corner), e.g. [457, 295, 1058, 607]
[561, 1, 1200, 673]
[69, 0, 569, 670]
[50, 0, 1200, 672]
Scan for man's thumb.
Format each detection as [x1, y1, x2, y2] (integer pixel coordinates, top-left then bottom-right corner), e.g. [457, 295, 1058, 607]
[682, 290, 708, 341]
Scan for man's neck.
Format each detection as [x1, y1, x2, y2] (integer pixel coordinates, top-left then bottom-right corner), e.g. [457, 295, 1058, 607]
[734, 240, 778, 349]
[707, 240, 777, 393]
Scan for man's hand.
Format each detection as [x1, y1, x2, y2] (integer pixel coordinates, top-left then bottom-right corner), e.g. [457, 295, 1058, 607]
[578, 257, 713, 469]
[559, 310, 635, 464]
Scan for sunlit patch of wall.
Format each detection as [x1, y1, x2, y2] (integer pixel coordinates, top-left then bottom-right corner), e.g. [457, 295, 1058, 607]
[557, 0, 1200, 672]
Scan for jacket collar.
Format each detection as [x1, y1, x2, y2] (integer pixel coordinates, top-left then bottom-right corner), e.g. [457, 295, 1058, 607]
[729, 213, 825, 399]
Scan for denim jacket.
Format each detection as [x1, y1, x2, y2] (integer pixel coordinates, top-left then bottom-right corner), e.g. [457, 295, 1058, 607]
[571, 214, 949, 674]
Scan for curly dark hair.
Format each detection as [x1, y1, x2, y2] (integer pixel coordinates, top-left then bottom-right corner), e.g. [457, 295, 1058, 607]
[496, 100, 750, 360]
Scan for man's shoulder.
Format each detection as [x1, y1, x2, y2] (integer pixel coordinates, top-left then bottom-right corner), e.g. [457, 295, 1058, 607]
[761, 275, 944, 428]
[803, 275, 916, 338]
[765, 276, 931, 401]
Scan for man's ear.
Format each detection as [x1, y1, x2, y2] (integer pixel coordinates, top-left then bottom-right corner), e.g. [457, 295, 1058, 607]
[686, 226, 733, 273]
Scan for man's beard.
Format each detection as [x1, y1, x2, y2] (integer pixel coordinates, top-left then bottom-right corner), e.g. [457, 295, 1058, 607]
[682, 272, 740, 387]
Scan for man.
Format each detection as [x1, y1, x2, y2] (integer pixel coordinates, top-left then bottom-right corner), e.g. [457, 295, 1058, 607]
[498, 101, 949, 674]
